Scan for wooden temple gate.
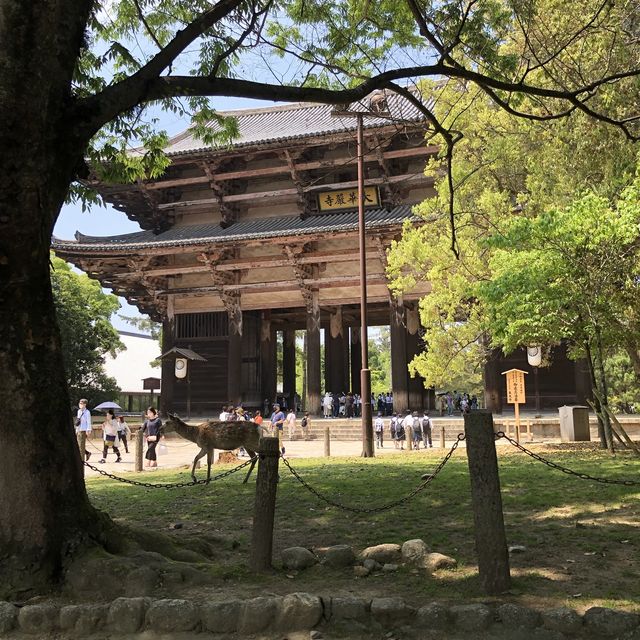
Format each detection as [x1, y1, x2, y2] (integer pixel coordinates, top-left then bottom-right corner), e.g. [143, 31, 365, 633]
[53, 91, 590, 416]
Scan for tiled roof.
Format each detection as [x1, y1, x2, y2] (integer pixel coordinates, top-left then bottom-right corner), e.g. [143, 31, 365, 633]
[164, 91, 429, 155]
[52, 206, 415, 253]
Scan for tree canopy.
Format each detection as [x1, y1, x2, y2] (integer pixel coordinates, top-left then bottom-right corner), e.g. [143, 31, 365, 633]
[3, 0, 640, 597]
[51, 256, 123, 404]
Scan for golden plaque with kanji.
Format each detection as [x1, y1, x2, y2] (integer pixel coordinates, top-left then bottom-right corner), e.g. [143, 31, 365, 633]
[317, 186, 380, 211]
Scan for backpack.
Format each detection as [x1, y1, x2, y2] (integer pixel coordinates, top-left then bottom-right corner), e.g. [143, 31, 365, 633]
[301, 416, 308, 428]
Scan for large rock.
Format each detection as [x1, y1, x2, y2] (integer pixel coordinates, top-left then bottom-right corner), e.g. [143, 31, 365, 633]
[0, 602, 17, 633]
[282, 547, 317, 570]
[422, 552, 457, 572]
[275, 593, 323, 631]
[107, 597, 149, 633]
[416, 602, 450, 630]
[401, 539, 428, 564]
[329, 597, 370, 622]
[200, 600, 242, 633]
[370, 597, 414, 626]
[498, 603, 541, 629]
[146, 599, 199, 632]
[584, 607, 639, 637]
[359, 543, 402, 565]
[59, 604, 108, 634]
[322, 545, 356, 568]
[238, 596, 279, 634]
[18, 604, 59, 634]
[450, 604, 493, 631]
[541, 607, 583, 635]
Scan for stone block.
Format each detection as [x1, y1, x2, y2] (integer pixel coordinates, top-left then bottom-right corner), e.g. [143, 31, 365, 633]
[450, 603, 493, 631]
[497, 603, 541, 628]
[330, 597, 370, 622]
[59, 603, 108, 634]
[0, 601, 18, 633]
[422, 552, 457, 572]
[359, 543, 402, 564]
[146, 598, 199, 632]
[416, 602, 450, 630]
[401, 539, 428, 564]
[541, 607, 583, 635]
[584, 606, 639, 637]
[275, 592, 323, 631]
[125, 566, 159, 596]
[282, 547, 317, 570]
[238, 596, 279, 634]
[370, 597, 414, 627]
[18, 604, 58, 634]
[107, 597, 149, 633]
[200, 599, 242, 633]
[323, 545, 356, 568]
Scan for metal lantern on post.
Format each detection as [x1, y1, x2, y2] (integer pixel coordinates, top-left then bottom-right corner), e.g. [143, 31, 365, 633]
[527, 346, 542, 412]
[158, 347, 207, 419]
[330, 93, 392, 458]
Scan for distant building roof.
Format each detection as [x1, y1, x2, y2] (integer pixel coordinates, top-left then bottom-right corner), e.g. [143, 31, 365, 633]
[53, 205, 416, 253]
[163, 91, 429, 156]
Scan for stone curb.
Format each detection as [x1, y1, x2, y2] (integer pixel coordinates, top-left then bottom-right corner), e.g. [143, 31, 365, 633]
[1, 596, 638, 638]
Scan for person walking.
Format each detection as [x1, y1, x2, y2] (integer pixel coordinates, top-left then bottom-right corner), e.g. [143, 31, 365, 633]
[270, 403, 286, 454]
[142, 406, 163, 469]
[390, 414, 398, 449]
[285, 408, 297, 440]
[395, 414, 405, 450]
[116, 415, 131, 454]
[301, 412, 310, 440]
[411, 411, 422, 450]
[421, 411, 433, 448]
[323, 392, 333, 418]
[99, 409, 122, 463]
[374, 412, 385, 449]
[402, 409, 414, 450]
[75, 398, 92, 461]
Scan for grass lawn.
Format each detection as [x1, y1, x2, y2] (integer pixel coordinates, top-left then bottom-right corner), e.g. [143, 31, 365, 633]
[85, 441, 640, 611]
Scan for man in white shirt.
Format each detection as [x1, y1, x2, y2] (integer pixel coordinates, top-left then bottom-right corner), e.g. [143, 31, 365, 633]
[402, 410, 415, 450]
[219, 405, 229, 421]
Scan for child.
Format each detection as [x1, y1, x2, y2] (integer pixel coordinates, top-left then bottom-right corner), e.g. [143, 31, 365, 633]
[301, 412, 310, 440]
[390, 414, 398, 449]
[100, 409, 122, 463]
[116, 415, 131, 453]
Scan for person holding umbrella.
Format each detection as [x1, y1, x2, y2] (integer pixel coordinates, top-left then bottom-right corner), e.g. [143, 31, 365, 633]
[99, 408, 122, 463]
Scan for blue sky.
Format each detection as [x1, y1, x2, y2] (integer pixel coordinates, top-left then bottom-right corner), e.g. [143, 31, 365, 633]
[54, 96, 281, 332]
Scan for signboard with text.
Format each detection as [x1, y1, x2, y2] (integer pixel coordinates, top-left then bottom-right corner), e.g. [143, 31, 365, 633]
[317, 186, 380, 212]
[502, 369, 527, 404]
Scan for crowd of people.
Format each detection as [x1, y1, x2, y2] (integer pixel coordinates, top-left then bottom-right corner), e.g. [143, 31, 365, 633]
[321, 391, 397, 418]
[374, 410, 433, 450]
[438, 391, 479, 416]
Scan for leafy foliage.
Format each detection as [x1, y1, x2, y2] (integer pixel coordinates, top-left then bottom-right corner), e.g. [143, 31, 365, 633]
[51, 256, 123, 405]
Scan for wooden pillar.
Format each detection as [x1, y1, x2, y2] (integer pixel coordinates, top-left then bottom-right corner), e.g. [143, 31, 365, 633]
[326, 307, 348, 394]
[160, 316, 175, 415]
[405, 305, 424, 410]
[464, 411, 511, 594]
[227, 302, 242, 407]
[350, 327, 361, 395]
[260, 312, 276, 408]
[306, 293, 321, 415]
[484, 348, 503, 414]
[283, 328, 296, 409]
[390, 300, 408, 413]
[250, 437, 280, 571]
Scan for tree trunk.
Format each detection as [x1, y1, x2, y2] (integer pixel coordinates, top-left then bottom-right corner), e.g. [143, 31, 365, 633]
[0, 0, 108, 598]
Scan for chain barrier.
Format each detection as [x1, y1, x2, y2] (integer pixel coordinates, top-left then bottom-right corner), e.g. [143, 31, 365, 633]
[280, 433, 466, 513]
[83, 456, 257, 489]
[495, 432, 640, 486]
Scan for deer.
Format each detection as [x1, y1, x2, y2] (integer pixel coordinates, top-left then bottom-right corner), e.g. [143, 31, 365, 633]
[165, 413, 263, 484]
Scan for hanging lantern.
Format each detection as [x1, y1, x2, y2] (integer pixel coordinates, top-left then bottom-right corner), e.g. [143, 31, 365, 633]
[527, 346, 542, 367]
[175, 357, 188, 379]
